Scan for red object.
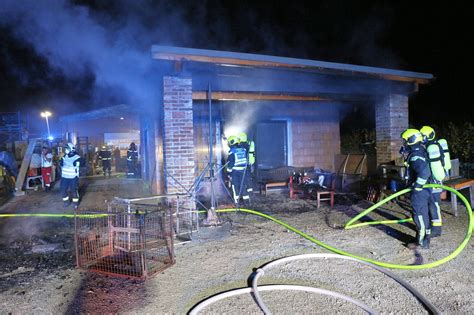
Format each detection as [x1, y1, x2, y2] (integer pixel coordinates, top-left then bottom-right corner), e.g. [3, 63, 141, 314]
[41, 166, 52, 187]
[27, 168, 38, 177]
[289, 175, 305, 199]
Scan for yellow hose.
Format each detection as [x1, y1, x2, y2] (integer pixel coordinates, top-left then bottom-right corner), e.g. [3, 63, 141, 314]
[0, 213, 108, 218]
[212, 184, 472, 269]
[2, 185, 471, 269]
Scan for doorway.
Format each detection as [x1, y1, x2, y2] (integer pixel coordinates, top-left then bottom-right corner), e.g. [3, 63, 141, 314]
[255, 121, 287, 169]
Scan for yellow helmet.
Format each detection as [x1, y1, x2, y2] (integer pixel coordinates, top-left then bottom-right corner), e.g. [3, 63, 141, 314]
[401, 129, 422, 145]
[237, 132, 247, 143]
[420, 126, 435, 141]
[227, 135, 239, 146]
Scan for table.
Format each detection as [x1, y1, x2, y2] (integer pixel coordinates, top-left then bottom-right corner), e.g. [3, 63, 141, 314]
[443, 178, 474, 216]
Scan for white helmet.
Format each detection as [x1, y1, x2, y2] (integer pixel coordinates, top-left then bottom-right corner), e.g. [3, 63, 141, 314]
[65, 142, 75, 154]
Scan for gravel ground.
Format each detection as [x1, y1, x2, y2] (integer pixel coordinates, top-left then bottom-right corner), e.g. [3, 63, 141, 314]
[0, 177, 473, 314]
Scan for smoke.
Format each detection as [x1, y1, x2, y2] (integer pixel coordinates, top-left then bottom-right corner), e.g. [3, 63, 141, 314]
[223, 101, 260, 138]
[0, 0, 171, 111]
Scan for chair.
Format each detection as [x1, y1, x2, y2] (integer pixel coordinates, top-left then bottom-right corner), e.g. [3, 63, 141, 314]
[289, 175, 305, 199]
[316, 177, 335, 208]
[26, 175, 43, 190]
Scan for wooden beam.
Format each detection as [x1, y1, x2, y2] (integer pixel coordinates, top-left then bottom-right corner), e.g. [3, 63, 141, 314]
[192, 91, 332, 101]
[153, 52, 431, 85]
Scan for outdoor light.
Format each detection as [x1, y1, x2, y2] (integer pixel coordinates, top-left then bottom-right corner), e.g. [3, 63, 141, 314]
[40, 111, 52, 140]
[120, 117, 124, 120]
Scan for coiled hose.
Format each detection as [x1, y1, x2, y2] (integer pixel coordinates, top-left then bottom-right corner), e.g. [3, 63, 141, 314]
[214, 184, 472, 270]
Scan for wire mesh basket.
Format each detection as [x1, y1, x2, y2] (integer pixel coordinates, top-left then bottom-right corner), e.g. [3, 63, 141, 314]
[74, 202, 175, 279]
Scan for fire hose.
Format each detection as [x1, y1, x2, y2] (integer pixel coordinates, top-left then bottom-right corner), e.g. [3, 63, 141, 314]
[212, 184, 472, 270]
[190, 183, 470, 313]
[1, 184, 470, 313]
[2, 185, 470, 268]
[189, 253, 441, 315]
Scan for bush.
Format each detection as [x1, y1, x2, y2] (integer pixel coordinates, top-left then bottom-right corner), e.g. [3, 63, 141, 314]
[341, 123, 473, 164]
[438, 122, 473, 163]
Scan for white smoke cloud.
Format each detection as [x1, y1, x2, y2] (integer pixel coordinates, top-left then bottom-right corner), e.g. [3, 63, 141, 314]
[0, 0, 161, 109]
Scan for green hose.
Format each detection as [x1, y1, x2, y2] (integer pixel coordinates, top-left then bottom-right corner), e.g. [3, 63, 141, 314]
[213, 184, 472, 269]
[0, 213, 108, 218]
[2, 184, 471, 269]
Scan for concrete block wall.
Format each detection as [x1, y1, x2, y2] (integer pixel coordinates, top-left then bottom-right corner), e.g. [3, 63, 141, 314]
[163, 76, 196, 195]
[375, 94, 408, 165]
[291, 120, 340, 171]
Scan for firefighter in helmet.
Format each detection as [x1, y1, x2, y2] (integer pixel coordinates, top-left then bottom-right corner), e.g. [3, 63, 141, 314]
[97, 145, 112, 177]
[401, 128, 432, 249]
[420, 125, 444, 237]
[60, 143, 85, 209]
[226, 135, 250, 206]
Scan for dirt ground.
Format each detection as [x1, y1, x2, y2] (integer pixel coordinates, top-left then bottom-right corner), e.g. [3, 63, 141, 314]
[0, 175, 473, 314]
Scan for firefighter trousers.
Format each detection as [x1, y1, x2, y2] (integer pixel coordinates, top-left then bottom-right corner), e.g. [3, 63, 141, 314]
[102, 160, 111, 175]
[127, 160, 137, 177]
[410, 188, 431, 246]
[60, 177, 79, 206]
[429, 190, 442, 235]
[230, 170, 250, 205]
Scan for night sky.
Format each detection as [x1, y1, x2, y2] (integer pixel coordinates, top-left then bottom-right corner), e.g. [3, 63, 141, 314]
[0, 0, 472, 132]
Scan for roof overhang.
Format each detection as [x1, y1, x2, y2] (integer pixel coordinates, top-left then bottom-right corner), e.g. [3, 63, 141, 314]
[152, 46, 434, 85]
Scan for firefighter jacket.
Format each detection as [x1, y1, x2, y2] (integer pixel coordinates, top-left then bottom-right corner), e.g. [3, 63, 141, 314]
[60, 152, 83, 179]
[98, 149, 112, 161]
[227, 147, 247, 173]
[127, 148, 138, 162]
[406, 144, 431, 191]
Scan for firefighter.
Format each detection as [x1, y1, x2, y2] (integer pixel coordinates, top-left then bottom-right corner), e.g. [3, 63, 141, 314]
[401, 129, 431, 249]
[420, 125, 445, 237]
[238, 131, 255, 171]
[41, 146, 53, 191]
[237, 132, 255, 194]
[226, 135, 250, 206]
[126, 142, 139, 178]
[97, 145, 112, 177]
[60, 143, 85, 209]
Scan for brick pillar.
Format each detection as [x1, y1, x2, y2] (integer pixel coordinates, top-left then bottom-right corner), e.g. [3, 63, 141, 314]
[163, 76, 195, 197]
[375, 94, 409, 165]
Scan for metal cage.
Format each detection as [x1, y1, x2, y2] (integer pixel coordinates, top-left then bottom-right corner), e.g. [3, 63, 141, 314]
[74, 203, 175, 279]
[112, 194, 200, 241]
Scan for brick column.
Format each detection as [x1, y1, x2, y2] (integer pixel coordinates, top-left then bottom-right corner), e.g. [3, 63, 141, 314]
[163, 76, 195, 196]
[375, 94, 409, 165]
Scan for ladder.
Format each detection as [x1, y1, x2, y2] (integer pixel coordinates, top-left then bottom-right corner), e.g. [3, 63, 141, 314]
[14, 138, 42, 196]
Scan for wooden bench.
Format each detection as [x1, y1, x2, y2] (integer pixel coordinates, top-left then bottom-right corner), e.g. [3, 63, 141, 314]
[258, 166, 295, 195]
[443, 177, 474, 216]
[264, 181, 288, 195]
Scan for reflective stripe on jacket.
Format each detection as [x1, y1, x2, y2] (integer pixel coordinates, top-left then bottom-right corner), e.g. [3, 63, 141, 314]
[127, 150, 138, 161]
[227, 147, 247, 172]
[61, 154, 81, 179]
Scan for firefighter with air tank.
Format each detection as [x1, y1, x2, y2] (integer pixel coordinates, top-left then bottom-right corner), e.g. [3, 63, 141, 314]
[237, 131, 255, 194]
[226, 135, 250, 206]
[420, 125, 451, 237]
[400, 129, 432, 249]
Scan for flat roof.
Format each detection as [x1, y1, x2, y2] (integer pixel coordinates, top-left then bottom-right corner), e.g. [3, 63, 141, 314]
[152, 45, 434, 84]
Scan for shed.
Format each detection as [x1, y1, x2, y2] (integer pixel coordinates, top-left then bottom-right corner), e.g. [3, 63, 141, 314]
[144, 46, 433, 195]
